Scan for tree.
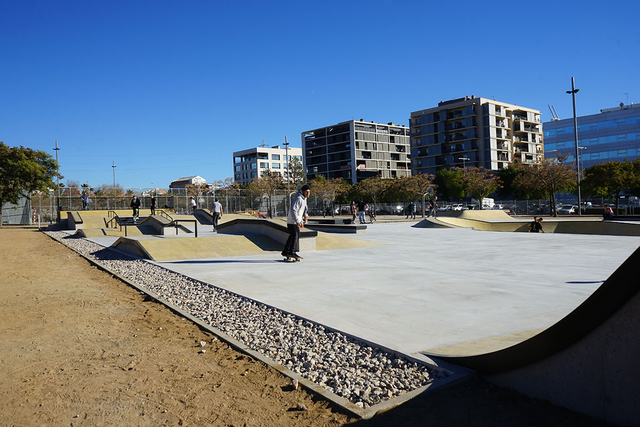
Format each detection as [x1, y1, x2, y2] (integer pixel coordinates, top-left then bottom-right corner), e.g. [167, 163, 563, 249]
[513, 158, 575, 217]
[497, 165, 545, 200]
[309, 176, 348, 217]
[247, 170, 284, 217]
[0, 142, 59, 227]
[353, 176, 391, 208]
[456, 167, 502, 209]
[434, 168, 466, 201]
[581, 160, 637, 207]
[392, 173, 436, 216]
[288, 156, 306, 186]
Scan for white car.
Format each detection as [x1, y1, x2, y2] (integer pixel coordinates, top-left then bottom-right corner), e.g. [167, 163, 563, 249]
[558, 205, 577, 215]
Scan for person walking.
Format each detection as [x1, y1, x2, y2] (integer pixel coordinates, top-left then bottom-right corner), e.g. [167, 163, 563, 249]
[210, 198, 223, 231]
[150, 195, 156, 215]
[130, 195, 141, 222]
[429, 196, 438, 218]
[189, 196, 196, 214]
[81, 194, 88, 210]
[411, 201, 417, 219]
[282, 184, 310, 260]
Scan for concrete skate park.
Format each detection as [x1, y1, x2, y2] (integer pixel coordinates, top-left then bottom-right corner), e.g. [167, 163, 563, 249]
[55, 209, 640, 426]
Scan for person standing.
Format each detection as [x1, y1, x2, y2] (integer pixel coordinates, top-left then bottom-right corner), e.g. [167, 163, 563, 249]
[130, 195, 141, 222]
[150, 195, 156, 215]
[81, 194, 88, 210]
[350, 201, 357, 222]
[189, 196, 196, 214]
[210, 198, 223, 231]
[282, 184, 310, 260]
[357, 200, 367, 224]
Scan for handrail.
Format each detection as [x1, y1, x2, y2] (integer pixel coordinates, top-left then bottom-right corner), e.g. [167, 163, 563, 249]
[173, 219, 198, 237]
[155, 209, 173, 221]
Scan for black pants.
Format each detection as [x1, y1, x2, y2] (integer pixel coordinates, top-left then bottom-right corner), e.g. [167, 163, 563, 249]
[282, 224, 300, 255]
[213, 212, 221, 229]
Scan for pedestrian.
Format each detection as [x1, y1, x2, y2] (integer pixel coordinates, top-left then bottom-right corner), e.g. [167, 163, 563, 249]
[429, 197, 438, 218]
[357, 200, 367, 224]
[603, 204, 614, 220]
[281, 184, 310, 260]
[81, 194, 88, 210]
[350, 201, 357, 222]
[189, 196, 196, 214]
[150, 195, 156, 215]
[210, 198, 223, 231]
[130, 195, 141, 222]
[405, 202, 413, 219]
[368, 205, 377, 223]
[411, 201, 417, 220]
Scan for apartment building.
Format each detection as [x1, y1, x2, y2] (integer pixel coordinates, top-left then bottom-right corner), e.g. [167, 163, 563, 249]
[543, 102, 640, 169]
[232, 145, 302, 186]
[410, 96, 543, 175]
[301, 119, 411, 184]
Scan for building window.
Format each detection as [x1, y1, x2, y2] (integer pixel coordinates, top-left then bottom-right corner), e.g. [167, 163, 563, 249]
[272, 154, 280, 160]
[260, 162, 269, 168]
[251, 163, 257, 169]
[272, 163, 281, 169]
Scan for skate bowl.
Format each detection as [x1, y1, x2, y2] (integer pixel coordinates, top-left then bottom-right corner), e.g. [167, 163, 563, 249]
[415, 211, 640, 236]
[423, 245, 640, 426]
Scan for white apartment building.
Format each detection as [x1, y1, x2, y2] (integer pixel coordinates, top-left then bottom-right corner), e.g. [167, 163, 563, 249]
[302, 119, 411, 184]
[233, 145, 303, 186]
[410, 96, 543, 175]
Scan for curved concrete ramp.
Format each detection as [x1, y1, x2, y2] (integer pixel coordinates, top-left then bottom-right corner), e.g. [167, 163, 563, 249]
[424, 245, 640, 426]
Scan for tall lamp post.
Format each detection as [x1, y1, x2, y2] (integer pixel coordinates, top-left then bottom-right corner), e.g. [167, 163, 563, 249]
[567, 77, 581, 216]
[53, 141, 60, 215]
[283, 136, 290, 214]
[459, 156, 469, 171]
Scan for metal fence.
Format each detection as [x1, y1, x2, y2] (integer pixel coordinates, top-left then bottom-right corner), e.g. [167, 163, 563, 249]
[17, 190, 640, 226]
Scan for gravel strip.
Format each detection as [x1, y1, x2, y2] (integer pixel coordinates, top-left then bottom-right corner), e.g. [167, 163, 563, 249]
[46, 231, 449, 408]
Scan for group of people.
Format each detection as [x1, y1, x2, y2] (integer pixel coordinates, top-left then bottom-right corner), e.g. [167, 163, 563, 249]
[350, 200, 377, 224]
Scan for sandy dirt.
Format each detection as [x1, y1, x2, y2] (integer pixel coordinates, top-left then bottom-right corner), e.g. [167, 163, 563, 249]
[0, 227, 609, 426]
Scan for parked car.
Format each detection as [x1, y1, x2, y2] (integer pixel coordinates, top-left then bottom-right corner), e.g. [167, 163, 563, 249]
[558, 205, 577, 215]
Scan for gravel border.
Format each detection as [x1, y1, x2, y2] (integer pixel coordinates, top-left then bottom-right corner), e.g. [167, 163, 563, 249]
[45, 231, 456, 417]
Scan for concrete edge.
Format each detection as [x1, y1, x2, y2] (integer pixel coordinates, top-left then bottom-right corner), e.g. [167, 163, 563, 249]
[42, 231, 470, 420]
[424, 245, 640, 374]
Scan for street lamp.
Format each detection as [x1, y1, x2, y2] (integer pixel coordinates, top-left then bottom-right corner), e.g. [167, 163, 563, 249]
[578, 146, 587, 179]
[283, 136, 290, 214]
[459, 156, 470, 171]
[566, 77, 581, 215]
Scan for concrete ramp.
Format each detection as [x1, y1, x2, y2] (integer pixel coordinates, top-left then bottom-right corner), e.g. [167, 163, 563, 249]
[424, 245, 640, 426]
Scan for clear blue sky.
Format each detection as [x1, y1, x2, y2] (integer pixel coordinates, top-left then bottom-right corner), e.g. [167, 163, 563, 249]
[2, 0, 638, 189]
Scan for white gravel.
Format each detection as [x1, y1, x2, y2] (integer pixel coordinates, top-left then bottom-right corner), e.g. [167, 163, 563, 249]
[45, 231, 449, 408]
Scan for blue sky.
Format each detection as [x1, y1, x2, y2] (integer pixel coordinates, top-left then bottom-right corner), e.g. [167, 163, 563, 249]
[1, 0, 639, 189]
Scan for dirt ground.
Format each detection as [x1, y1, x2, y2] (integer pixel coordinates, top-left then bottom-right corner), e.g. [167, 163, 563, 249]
[0, 227, 610, 427]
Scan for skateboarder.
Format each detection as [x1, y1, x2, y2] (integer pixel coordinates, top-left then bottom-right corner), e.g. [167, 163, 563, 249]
[210, 198, 223, 231]
[130, 195, 141, 222]
[281, 184, 310, 261]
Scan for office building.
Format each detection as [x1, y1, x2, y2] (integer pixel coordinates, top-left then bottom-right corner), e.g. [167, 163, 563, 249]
[301, 120, 411, 184]
[410, 96, 543, 175]
[543, 103, 640, 169]
[233, 145, 302, 186]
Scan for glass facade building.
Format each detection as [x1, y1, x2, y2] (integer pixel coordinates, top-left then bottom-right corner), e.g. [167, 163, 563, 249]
[543, 103, 640, 169]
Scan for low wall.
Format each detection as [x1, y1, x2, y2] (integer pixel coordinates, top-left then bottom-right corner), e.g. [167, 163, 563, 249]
[218, 218, 317, 252]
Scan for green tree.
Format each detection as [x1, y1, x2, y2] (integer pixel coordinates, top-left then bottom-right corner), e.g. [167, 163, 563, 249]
[456, 167, 502, 209]
[0, 142, 60, 227]
[581, 161, 637, 207]
[513, 158, 575, 217]
[434, 168, 466, 201]
[287, 156, 306, 186]
[391, 173, 436, 216]
[247, 169, 284, 217]
[309, 176, 348, 217]
[353, 176, 391, 208]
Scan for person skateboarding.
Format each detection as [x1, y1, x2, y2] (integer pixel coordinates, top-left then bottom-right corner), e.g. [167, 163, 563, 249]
[281, 184, 310, 261]
[130, 195, 141, 223]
